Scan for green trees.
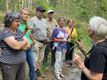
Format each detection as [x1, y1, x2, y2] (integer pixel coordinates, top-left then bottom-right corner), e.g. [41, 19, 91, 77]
[0, 0, 107, 20]
[54, 0, 107, 21]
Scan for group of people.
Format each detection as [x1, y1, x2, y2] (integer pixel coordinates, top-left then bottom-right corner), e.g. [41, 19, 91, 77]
[0, 5, 107, 80]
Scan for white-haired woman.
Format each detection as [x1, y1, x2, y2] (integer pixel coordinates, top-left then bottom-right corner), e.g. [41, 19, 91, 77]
[73, 16, 107, 80]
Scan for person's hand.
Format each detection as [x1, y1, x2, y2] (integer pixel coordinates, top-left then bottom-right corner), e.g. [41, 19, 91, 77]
[76, 40, 83, 49]
[44, 39, 48, 44]
[22, 37, 30, 50]
[22, 36, 27, 43]
[73, 54, 85, 70]
[76, 40, 87, 56]
[48, 35, 52, 40]
[32, 40, 35, 45]
[25, 26, 30, 30]
[69, 35, 72, 39]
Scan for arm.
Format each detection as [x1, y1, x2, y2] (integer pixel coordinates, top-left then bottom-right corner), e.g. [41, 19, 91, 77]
[4, 36, 28, 50]
[47, 28, 51, 35]
[28, 27, 36, 45]
[73, 54, 103, 80]
[47, 28, 51, 40]
[82, 67, 103, 80]
[23, 26, 29, 35]
[28, 21, 37, 41]
[30, 33, 35, 45]
[21, 36, 30, 50]
[76, 40, 87, 56]
[51, 28, 65, 42]
[52, 37, 65, 42]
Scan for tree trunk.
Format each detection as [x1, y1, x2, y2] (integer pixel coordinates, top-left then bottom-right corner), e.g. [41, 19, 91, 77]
[4, 0, 9, 13]
[21, 0, 24, 8]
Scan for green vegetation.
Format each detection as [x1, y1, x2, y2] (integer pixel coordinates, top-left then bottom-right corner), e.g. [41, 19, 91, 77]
[1, 0, 107, 20]
[0, 13, 3, 22]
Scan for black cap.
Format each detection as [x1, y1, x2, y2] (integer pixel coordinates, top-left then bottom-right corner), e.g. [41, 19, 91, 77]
[36, 6, 46, 12]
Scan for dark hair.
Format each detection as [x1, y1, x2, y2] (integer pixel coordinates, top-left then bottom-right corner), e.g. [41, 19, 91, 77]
[57, 17, 65, 23]
[36, 6, 46, 12]
[67, 19, 74, 25]
[4, 12, 21, 28]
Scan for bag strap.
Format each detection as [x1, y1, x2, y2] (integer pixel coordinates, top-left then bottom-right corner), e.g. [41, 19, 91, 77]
[67, 26, 75, 41]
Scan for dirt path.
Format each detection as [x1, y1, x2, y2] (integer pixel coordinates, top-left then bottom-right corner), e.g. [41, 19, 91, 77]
[64, 65, 81, 80]
[42, 49, 84, 80]
[64, 49, 84, 80]
[42, 61, 82, 80]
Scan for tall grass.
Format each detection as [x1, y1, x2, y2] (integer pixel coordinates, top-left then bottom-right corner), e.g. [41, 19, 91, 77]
[75, 20, 92, 50]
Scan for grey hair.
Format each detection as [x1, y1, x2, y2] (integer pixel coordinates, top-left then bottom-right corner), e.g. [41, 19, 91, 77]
[89, 16, 107, 39]
[4, 12, 21, 28]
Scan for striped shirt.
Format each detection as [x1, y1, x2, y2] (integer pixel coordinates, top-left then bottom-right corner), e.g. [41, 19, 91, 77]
[0, 28, 26, 64]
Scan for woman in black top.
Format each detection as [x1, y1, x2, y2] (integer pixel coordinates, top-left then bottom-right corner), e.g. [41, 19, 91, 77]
[73, 16, 107, 80]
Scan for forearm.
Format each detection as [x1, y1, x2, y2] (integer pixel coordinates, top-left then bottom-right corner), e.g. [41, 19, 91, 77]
[19, 41, 28, 49]
[4, 36, 29, 50]
[73, 54, 103, 80]
[81, 65, 102, 80]
[30, 34, 35, 44]
[76, 40, 87, 56]
[52, 38, 64, 42]
[78, 47, 87, 56]
[21, 41, 30, 50]
[14, 40, 27, 50]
